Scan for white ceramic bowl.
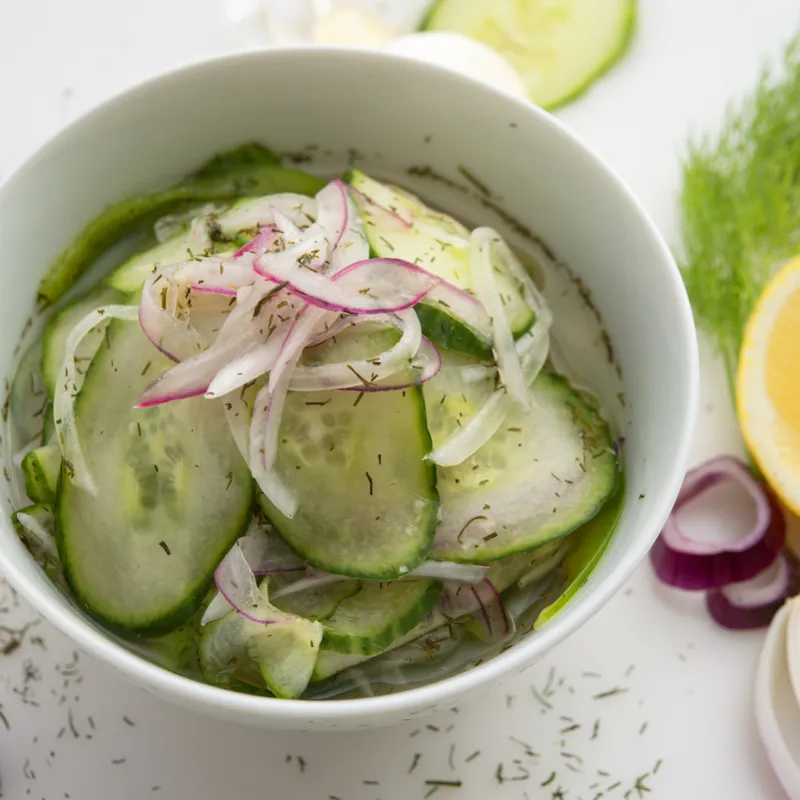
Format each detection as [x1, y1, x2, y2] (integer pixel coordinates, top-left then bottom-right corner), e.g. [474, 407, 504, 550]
[0, 48, 698, 730]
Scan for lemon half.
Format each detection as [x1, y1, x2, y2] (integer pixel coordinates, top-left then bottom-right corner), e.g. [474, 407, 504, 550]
[738, 256, 800, 515]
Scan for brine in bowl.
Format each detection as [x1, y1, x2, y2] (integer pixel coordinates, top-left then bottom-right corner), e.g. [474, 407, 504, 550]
[0, 47, 697, 729]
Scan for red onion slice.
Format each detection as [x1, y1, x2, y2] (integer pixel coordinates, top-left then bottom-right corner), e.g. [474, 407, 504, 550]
[137, 278, 294, 407]
[317, 180, 369, 271]
[55, 305, 140, 494]
[289, 309, 422, 391]
[470, 227, 528, 408]
[650, 456, 785, 590]
[233, 226, 280, 260]
[255, 254, 439, 315]
[139, 275, 206, 362]
[706, 554, 796, 630]
[211, 541, 278, 625]
[439, 578, 509, 639]
[205, 323, 292, 399]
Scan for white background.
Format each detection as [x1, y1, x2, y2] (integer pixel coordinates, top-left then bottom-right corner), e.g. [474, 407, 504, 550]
[0, 1, 797, 798]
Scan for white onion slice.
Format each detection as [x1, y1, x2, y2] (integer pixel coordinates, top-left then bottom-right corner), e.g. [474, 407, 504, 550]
[55, 305, 140, 493]
[209, 541, 278, 625]
[186, 214, 213, 256]
[139, 274, 205, 362]
[470, 227, 528, 407]
[205, 324, 292, 399]
[218, 194, 317, 235]
[317, 179, 369, 271]
[290, 309, 421, 391]
[154, 203, 220, 243]
[755, 599, 800, 799]
[410, 561, 488, 583]
[427, 295, 550, 467]
[248, 383, 300, 519]
[138, 278, 293, 407]
[14, 510, 58, 560]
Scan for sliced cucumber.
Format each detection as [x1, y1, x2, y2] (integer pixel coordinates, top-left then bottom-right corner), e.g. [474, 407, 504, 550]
[37, 149, 325, 307]
[106, 235, 209, 295]
[421, 0, 636, 110]
[247, 618, 323, 699]
[41, 403, 56, 444]
[41, 285, 125, 398]
[56, 319, 253, 633]
[199, 584, 323, 699]
[258, 386, 438, 580]
[272, 580, 361, 621]
[12, 503, 61, 579]
[8, 338, 48, 446]
[346, 170, 535, 355]
[321, 579, 442, 655]
[21, 444, 61, 505]
[431, 371, 617, 562]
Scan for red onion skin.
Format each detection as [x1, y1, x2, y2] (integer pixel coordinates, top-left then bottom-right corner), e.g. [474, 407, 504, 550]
[650, 479, 786, 591]
[705, 592, 786, 630]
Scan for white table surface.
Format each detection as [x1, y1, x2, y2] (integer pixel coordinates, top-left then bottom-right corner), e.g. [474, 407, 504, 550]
[0, 1, 798, 798]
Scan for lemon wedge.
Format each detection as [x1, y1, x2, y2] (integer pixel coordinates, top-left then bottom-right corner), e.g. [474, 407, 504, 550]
[738, 256, 800, 515]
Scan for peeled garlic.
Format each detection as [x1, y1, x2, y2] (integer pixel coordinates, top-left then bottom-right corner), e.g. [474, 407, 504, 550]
[386, 32, 527, 99]
[312, 4, 395, 47]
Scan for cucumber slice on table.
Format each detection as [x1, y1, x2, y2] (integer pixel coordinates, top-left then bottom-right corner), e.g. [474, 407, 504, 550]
[321, 579, 442, 655]
[346, 170, 535, 358]
[40, 284, 125, 398]
[421, 0, 636, 110]
[21, 444, 61, 505]
[430, 371, 618, 562]
[258, 386, 438, 580]
[56, 320, 253, 633]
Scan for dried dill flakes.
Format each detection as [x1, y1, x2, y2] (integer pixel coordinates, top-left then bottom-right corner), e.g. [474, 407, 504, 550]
[593, 686, 628, 700]
[158, 541, 171, 556]
[408, 753, 422, 774]
[465, 750, 481, 763]
[424, 779, 462, 788]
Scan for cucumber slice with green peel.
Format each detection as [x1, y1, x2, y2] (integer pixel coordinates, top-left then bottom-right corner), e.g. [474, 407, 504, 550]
[321, 579, 442, 655]
[56, 319, 254, 634]
[421, 0, 636, 110]
[105, 235, 226, 295]
[346, 170, 535, 355]
[258, 386, 439, 580]
[41, 285, 125, 398]
[432, 371, 618, 562]
[199, 585, 323, 698]
[272, 580, 361, 621]
[37, 151, 325, 307]
[41, 404, 56, 445]
[247, 618, 323, 699]
[8, 338, 48, 446]
[21, 444, 61, 505]
[535, 479, 624, 628]
[312, 542, 567, 681]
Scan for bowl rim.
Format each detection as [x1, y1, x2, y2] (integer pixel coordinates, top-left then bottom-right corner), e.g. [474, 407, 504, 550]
[0, 45, 699, 723]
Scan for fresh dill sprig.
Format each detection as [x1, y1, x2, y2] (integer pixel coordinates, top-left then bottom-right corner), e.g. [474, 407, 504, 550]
[680, 33, 800, 391]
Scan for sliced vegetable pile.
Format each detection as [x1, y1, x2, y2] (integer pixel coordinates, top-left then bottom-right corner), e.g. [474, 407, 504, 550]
[8, 145, 621, 700]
